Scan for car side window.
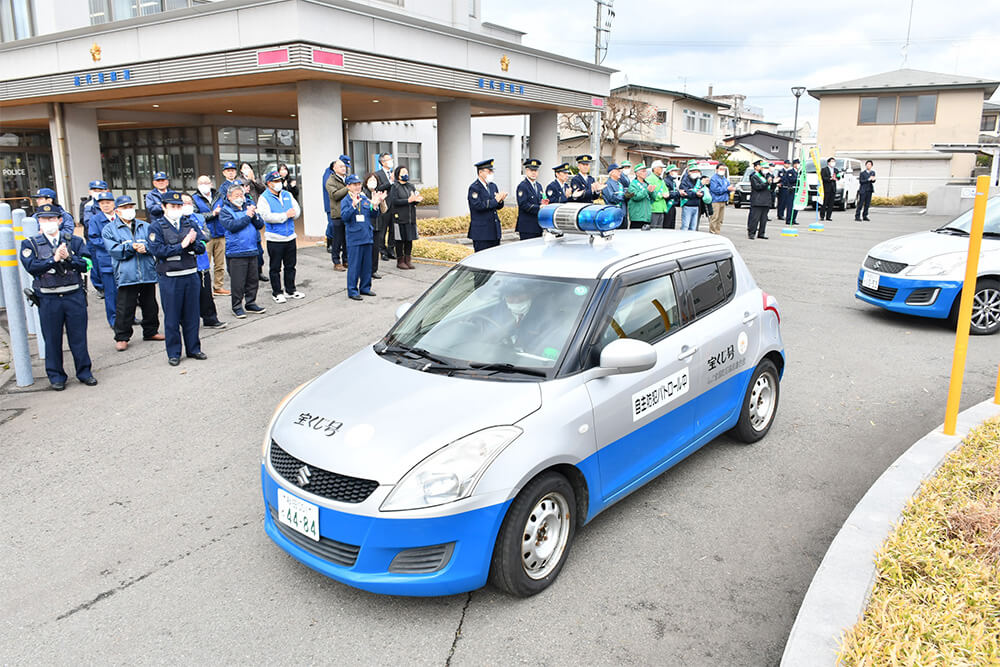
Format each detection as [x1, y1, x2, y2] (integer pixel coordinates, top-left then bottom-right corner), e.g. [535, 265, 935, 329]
[684, 262, 727, 317]
[598, 273, 681, 349]
[719, 258, 735, 299]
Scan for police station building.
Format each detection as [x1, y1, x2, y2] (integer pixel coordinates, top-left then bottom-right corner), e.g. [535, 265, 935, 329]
[0, 0, 611, 235]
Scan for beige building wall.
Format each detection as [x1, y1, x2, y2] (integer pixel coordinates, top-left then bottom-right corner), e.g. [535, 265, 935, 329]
[816, 89, 983, 178]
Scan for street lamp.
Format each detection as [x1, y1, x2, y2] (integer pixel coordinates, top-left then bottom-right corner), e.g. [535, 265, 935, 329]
[791, 86, 806, 162]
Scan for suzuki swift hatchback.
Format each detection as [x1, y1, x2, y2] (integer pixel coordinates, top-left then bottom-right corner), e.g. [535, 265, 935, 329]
[261, 219, 784, 597]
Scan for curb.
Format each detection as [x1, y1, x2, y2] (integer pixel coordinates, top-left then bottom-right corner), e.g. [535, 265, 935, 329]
[781, 396, 1000, 665]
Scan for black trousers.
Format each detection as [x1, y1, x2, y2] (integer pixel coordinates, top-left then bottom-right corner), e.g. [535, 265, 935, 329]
[856, 190, 873, 219]
[328, 221, 347, 265]
[748, 206, 769, 237]
[821, 187, 836, 219]
[394, 240, 413, 257]
[39, 290, 92, 384]
[227, 255, 259, 309]
[379, 218, 394, 258]
[114, 282, 160, 342]
[267, 239, 297, 296]
[199, 270, 220, 325]
[663, 207, 677, 229]
[473, 239, 500, 252]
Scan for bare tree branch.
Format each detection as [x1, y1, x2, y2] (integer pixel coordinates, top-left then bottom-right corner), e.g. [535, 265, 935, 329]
[560, 95, 658, 167]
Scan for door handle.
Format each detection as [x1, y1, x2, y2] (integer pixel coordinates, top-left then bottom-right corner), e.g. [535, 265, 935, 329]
[677, 346, 697, 360]
[742, 311, 758, 324]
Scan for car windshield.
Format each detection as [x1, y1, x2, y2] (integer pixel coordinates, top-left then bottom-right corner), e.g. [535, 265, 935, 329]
[938, 197, 1000, 235]
[381, 266, 597, 377]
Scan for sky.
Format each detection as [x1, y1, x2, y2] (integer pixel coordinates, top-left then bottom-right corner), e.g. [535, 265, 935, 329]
[482, 0, 1000, 130]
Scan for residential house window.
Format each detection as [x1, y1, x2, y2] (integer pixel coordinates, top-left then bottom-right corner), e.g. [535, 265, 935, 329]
[397, 142, 422, 183]
[698, 112, 712, 134]
[859, 94, 937, 125]
[683, 109, 696, 132]
[656, 110, 668, 124]
[771, 145, 780, 153]
[981, 114, 998, 132]
[90, 0, 190, 24]
[1, 0, 34, 41]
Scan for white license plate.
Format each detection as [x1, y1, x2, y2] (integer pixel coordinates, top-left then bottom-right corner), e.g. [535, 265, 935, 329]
[862, 271, 880, 290]
[277, 487, 320, 542]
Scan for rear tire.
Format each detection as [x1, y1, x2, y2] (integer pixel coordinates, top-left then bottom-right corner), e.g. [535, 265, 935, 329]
[732, 359, 780, 443]
[489, 472, 576, 597]
[950, 278, 1000, 335]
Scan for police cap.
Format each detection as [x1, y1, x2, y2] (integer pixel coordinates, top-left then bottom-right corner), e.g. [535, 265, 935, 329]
[89, 179, 109, 190]
[345, 174, 361, 185]
[338, 154, 351, 164]
[522, 158, 541, 169]
[553, 162, 572, 174]
[576, 154, 593, 164]
[475, 158, 495, 171]
[222, 161, 238, 170]
[152, 171, 169, 181]
[35, 204, 62, 218]
[161, 190, 184, 205]
[95, 192, 115, 202]
[115, 195, 135, 207]
[34, 187, 57, 199]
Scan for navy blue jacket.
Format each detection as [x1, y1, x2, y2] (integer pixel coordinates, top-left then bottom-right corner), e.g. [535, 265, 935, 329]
[145, 189, 168, 218]
[147, 214, 207, 275]
[546, 179, 569, 204]
[103, 217, 158, 286]
[569, 173, 597, 203]
[515, 178, 544, 236]
[20, 233, 89, 293]
[601, 178, 626, 209]
[467, 179, 502, 241]
[779, 168, 798, 189]
[218, 199, 264, 257]
[340, 194, 376, 247]
[859, 169, 875, 193]
[87, 210, 117, 273]
[679, 173, 705, 207]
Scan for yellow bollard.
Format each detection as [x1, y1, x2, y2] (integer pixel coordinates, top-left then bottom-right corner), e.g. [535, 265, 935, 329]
[943, 175, 990, 434]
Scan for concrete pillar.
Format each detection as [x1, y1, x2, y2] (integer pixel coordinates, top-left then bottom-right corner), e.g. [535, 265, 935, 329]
[529, 110, 559, 185]
[437, 100, 472, 218]
[57, 105, 103, 216]
[296, 80, 343, 237]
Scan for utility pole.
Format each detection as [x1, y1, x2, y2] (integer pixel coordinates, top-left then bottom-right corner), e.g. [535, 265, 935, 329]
[592, 0, 614, 171]
[791, 86, 805, 162]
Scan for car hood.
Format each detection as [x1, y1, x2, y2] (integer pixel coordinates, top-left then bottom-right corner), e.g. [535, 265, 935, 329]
[269, 346, 543, 485]
[867, 230, 1000, 267]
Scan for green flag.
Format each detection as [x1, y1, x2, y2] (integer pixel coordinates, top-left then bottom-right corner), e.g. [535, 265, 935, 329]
[793, 147, 809, 210]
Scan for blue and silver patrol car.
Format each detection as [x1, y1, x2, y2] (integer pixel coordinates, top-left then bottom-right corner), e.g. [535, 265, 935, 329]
[261, 203, 785, 597]
[856, 197, 1000, 335]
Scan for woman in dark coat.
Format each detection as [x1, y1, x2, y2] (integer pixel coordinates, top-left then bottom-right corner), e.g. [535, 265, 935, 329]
[277, 162, 299, 200]
[363, 172, 389, 279]
[387, 165, 421, 269]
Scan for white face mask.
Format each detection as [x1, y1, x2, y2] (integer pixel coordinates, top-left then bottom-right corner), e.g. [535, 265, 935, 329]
[384, 161, 394, 170]
[181, 204, 195, 217]
[198, 184, 212, 196]
[270, 182, 283, 192]
[366, 179, 377, 191]
[485, 173, 495, 184]
[623, 169, 632, 177]
[118, 208, 136, 221]
[232, 198, 245, 208]
[164, 208, 183, 223]
[507, 299, 530, 317]
[40, 221, 60, 236]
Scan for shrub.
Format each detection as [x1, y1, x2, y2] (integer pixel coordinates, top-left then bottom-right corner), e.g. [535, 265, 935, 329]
[411, 239, 473, 262]
[416, 207, 517, 237]
[417, 187, 438, 206]
[871, 192, 927, 207]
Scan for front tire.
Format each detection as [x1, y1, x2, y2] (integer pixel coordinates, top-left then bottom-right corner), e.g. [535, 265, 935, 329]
[951, 278, 1000, 335]
[732, 359, 780, 443]
[489, 472, 576, 597]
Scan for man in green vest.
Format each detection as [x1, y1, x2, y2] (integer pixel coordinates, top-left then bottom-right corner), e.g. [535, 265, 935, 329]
[646, 160, 670, 228]
[626, 163, 653, 229]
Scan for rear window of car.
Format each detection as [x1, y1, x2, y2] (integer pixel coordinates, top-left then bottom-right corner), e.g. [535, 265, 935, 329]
[683, 257, 735, 317]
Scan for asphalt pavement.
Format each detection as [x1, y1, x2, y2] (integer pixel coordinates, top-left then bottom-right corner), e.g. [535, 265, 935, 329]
[1, 210, 997, 665]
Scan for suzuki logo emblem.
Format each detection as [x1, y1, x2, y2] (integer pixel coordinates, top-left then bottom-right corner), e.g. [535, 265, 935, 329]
[296, 465, 312, 487]
[873, 260, 881, 270]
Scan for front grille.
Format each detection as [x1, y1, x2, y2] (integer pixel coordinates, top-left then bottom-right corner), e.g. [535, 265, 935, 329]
[388, 543, 456, 574]
[269, 508, 360, 567]
[864, 256, 908, 274]
[269, 440, 379, 504]
[858, 279, 898, 301]
[906, 287, 939, 305]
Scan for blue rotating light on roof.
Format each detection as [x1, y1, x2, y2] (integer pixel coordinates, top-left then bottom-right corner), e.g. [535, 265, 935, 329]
[538, 203, 623, 236]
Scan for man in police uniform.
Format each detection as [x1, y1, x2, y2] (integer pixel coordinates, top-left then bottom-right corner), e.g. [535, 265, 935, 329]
[545, 163, 572, 204]
[32, 188, 75, 235]
[467, 158, 507, 252]
[515, 158, 547, 240]
[145, 171, 171, 218]
[777, 159, 800, 225]
[215, 161, 240, 206]
[147, 191, 208, 366]
[20, 205, 97, 390]
[569, 154, 601, 203]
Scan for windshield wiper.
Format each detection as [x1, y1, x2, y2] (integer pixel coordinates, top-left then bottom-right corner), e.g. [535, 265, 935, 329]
[464, 362, 548, 378]
[378, 343, 466, 373]
[934, 227, 969, 236]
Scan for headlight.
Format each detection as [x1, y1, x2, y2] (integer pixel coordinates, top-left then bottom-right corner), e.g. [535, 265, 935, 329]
[261, 379, 314, 461]
[905, 252, 967, 278]
[380, 426, 523, 511]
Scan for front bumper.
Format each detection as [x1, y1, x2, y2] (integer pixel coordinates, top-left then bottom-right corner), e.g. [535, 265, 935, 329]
[854, 270, 961, 319]
[261, 466, 511, 596]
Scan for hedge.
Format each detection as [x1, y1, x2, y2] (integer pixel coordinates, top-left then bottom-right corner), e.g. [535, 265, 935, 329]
[417, 187, 438, 206]
[416, 207, 517, 237]
[871, 193, 928, 207]
[411, 238, 473, 262]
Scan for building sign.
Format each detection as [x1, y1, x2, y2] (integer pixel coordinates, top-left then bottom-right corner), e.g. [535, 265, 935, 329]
[591, 97, 605, 108]
[74, 69, 131, 87]
[478, 78, 524, 95]
[312, 48, 344, 67]
[2, 168, 27, 176]
[257, 48, 289, 66]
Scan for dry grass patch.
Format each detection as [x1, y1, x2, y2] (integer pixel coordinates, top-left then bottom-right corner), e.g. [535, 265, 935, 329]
[838, 416, 1000, 666]
[410, 239, 473, 262]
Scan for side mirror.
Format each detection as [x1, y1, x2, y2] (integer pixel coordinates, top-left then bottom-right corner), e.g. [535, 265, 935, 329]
[599, 338, 657, 375]
[394, 302, 412, 321]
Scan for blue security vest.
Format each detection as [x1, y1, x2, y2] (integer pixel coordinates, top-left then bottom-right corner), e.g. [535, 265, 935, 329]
[261, 189, 297, 238]
[24, 233, 85, 294]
